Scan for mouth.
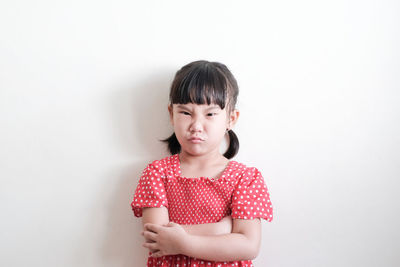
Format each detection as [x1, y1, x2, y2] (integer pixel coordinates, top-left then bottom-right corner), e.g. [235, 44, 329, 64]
[188, 137, 204, 143]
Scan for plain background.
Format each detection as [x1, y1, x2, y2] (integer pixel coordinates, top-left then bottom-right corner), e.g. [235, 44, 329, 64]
[1, 1, 399, 266]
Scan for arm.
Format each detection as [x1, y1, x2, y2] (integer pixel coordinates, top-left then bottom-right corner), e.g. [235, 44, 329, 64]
[142, 207, 232, 236]
[143, 218, 261, 261]
[142, 207, 169, 227]
[141, 207, 170, 253]
[181, 216, 232, 236]
[184, 219, 261, 261]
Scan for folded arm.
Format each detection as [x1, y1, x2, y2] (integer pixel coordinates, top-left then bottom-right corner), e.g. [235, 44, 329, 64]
[142, 207, 261, 261]
[184, 218, 261, 261]
[142, 207, 232, 236]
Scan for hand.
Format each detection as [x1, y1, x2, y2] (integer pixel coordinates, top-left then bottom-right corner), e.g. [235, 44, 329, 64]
[142, 222, 188, 257]
[142, 236, 158, 254]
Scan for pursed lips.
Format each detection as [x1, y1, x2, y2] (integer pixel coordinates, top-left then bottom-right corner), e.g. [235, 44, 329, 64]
[188, 137, 204, 142]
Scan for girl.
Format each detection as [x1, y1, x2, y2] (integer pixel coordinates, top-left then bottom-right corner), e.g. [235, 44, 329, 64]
[131, 60, 273, 267]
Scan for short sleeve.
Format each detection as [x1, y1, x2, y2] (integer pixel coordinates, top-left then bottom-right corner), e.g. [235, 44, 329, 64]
[231, 167, 273, 221]
[131, 162, 168, 217]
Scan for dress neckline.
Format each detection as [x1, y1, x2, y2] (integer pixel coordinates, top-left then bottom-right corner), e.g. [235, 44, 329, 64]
[175, 153, 233, 181]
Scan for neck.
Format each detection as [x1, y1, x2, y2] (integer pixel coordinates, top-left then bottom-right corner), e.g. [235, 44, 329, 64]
[179, 150, 227, 167]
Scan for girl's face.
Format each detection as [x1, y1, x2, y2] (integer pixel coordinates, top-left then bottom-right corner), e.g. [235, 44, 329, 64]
[168, 103, 239, 157]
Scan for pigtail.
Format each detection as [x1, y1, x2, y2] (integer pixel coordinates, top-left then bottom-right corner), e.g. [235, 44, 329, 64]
[162, 130, 239, 159]
[223, 129, 239, 159]
[161, 132, 181, 155]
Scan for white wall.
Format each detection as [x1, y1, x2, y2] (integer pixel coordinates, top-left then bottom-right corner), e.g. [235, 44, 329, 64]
[1, 1, 399, 266]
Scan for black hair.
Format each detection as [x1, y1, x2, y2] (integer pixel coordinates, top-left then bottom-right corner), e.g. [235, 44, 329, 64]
[162, 60, 240, 159]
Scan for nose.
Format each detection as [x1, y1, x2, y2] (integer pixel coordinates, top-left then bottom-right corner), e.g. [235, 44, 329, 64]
[189, 115, 203, 133]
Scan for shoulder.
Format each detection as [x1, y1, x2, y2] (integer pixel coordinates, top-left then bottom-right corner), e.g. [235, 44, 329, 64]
[143, 154, 179, 177]
[229, 161, 264, 180]
[229, 161, 273, 221]
[227, 161, 267, 190]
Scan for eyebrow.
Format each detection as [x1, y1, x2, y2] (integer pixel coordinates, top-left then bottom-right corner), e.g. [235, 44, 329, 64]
[175, 105, 189, 111]
[176, 104, 221, 111]
[205, 106, 221, 111]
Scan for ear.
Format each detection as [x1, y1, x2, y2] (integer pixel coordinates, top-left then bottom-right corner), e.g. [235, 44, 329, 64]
[168, 104, 174, 126]
[227, 109, 240, 130]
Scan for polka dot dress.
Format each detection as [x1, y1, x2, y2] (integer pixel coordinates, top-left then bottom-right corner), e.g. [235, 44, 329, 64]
[131, 154, 273, 267]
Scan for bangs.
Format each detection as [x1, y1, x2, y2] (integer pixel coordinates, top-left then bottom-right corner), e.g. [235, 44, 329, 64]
[170, 62, 228, 110]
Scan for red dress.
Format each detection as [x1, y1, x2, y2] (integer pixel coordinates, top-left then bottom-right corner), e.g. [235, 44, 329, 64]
[131, 154, 273, 267]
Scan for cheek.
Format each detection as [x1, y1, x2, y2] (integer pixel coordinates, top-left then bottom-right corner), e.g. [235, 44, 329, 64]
[209, 120, 228, 135]
[172, 117, 188, 132]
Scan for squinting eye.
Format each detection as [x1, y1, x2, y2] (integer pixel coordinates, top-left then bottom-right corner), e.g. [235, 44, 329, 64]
[207, 113, 217, 116]
[180, 111, 190, 115]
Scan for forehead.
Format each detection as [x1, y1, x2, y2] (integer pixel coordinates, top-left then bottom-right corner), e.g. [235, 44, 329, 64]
[174, 103, 223, 110]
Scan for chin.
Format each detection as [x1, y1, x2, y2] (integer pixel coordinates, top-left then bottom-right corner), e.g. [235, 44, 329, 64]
[183, 149, 205, 156]
[181, 147, 208, 156]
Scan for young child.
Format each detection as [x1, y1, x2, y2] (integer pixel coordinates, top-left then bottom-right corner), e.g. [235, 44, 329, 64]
[131, 60, 273, 267]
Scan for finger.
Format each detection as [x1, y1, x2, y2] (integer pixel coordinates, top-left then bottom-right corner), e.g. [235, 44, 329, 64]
[143, 230, 158, 241]
[145, 243, 158, 253]
[143, 242, 158, 251]
[144, 223, 162, 233]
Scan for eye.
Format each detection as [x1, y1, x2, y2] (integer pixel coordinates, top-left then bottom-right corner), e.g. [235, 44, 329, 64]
[207, 113, 217, 117]
[180, 111, 191, 116]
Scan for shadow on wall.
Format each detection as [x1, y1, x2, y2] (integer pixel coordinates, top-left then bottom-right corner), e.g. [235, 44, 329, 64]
[107, 71, 174, 159]
[100, 71, 175, 266]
